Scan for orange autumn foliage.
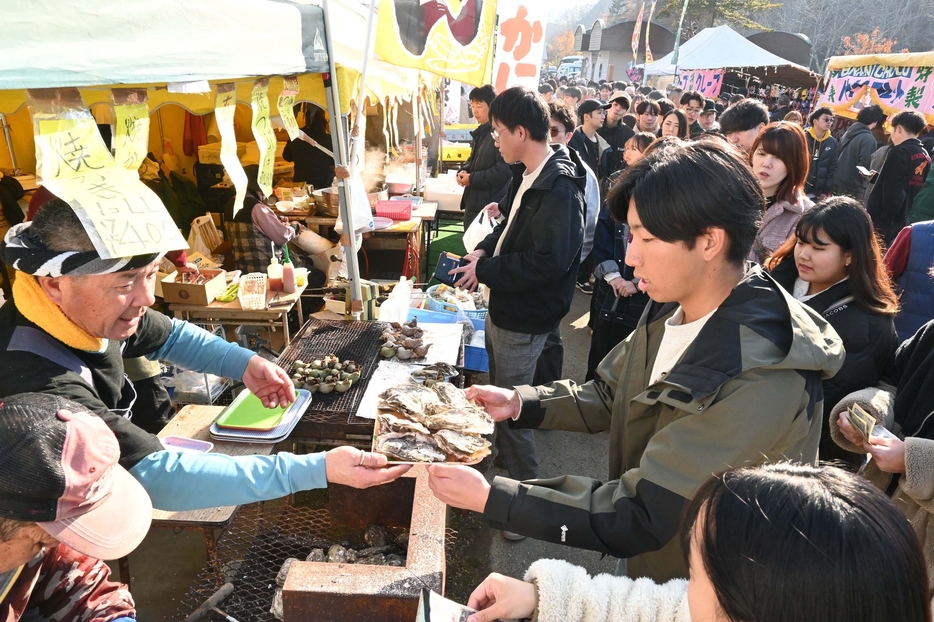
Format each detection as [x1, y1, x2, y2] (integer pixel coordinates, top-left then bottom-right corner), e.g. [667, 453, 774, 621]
[840, 28, 909, 55]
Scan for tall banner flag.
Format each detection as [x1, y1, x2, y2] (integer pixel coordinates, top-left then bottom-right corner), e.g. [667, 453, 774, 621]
[492, 0, 547, 93]
[375, 0, 498, 87]
[644, 1, 657, 64]
[631, 2, 645, 64]
[672, 0, 690, 66]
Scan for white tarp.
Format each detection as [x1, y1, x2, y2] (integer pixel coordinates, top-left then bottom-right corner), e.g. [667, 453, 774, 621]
[644, 25, 817, 86]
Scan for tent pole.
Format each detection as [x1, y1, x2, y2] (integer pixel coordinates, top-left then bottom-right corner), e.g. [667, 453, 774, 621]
[350, 0, 378, 167]
[322, 0, 363, 320]
[0, 113, 18, 173]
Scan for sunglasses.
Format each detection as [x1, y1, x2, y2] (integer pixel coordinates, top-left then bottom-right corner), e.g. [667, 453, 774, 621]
[549, 127, 562, 137]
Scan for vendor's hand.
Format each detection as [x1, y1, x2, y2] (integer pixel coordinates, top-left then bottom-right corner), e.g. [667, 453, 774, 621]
[450, 250, 486, 293]
[334, 166, 351, 180]
[279, 216, 290, 224]
[866, 436, 907, 474]
[464, 385, 520, 422]
[466, 573, 537, 622]
[837, 412, 867, 449]
[325, 446, 412, 488]
[482, 202, 501, 219]
[609, 277, 637, 297]
[427, 463, 491, 513]
[456, 170, 469, 186]
[242, 356, 295, 408]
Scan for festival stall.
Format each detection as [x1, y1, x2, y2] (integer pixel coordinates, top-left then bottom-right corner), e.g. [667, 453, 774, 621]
[817, 53, 934, 124]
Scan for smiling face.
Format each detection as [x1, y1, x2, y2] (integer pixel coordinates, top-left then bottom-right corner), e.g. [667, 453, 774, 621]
[661, 114, 681, 138]
[40, 261, 160, 341]
[793, 228, 850, 295]
[751, 146, 788, 197]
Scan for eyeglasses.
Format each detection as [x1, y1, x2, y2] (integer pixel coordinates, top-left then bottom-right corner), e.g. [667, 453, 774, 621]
[549, 127, 562, 137]
[684, 106, 703, 114]
[491, 129, 500, 142]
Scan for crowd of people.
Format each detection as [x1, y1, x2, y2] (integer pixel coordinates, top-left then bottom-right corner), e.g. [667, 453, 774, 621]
[1, 73, 934, 622]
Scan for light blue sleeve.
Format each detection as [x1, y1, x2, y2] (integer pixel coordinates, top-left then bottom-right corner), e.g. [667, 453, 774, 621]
[128, 450, 328, 511]
[146, 318, 254, 380]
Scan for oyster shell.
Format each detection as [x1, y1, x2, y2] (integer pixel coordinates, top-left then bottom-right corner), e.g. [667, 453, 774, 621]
[376, 413, 430, 436]
[434, 429, 492, 461]
[423, 406, 495, 436]
[379, 384, 443, 423]
[375, 432, 446, 463]
[431, 382, 472, 409]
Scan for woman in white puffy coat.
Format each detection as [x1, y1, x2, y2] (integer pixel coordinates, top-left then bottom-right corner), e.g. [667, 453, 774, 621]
[464, 464, 930, 622]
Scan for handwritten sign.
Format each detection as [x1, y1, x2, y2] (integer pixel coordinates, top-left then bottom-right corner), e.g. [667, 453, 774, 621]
[819, 63, 934, 124]
[29, 87, 186, 259]
[250, 79, 277, 198]
[277, 75, 301, 141]
[215, 83, 248, 217]
[677, 69, 724, 98]
[492, 0, 547, 93]
[112, 88, 150, 172]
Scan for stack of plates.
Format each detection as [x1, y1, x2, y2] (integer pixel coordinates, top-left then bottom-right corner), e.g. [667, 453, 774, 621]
[210, 389, 312, 443]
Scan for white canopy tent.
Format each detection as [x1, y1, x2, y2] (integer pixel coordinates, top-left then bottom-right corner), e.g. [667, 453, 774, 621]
[644, 25, 819, 87]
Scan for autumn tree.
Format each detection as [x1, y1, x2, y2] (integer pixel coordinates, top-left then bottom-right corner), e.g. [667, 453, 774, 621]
[658, 0, 780, 33]
[840, 28, 909, 55]
[547, 30, 577, 66]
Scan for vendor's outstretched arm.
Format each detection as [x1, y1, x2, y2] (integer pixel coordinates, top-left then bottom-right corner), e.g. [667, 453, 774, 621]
[147, 318, 254, 379]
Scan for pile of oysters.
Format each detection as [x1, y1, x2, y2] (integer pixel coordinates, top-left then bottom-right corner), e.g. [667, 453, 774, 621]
[380, 318, 431, 360]
[374, 382, 493, 463]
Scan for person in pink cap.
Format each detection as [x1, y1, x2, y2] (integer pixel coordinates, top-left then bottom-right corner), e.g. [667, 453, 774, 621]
[0, 393, 151, 622]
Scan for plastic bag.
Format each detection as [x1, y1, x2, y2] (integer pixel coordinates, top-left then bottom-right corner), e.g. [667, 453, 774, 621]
[462, 210, 494, 253]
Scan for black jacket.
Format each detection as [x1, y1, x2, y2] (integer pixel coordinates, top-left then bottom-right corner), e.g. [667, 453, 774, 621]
[888, 320, 934, 440]
[567, 129, 609, 181]
[805, 129, 839, 196]
[597, 121, 634, 179]
[282, 131, 335, 190]
[0, 174, 25, 226]
[770, 255, 897, 414]
[866, 137, 932, 246]
[833, 122, 877, 195]
[474, 145, 587, 334]
[459, 123, 511, 218]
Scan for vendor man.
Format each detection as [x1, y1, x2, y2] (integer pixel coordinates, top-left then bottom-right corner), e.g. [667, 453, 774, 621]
[0, 393, 151, 622]
[0, 200, 409, 512]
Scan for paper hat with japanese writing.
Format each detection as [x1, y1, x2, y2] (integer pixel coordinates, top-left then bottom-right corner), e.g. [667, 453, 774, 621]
[0, 393, 152, 560]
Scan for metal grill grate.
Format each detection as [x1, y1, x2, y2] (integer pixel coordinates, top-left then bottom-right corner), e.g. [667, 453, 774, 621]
[276, 319, 384, 415]
[174, 504, 456, 622]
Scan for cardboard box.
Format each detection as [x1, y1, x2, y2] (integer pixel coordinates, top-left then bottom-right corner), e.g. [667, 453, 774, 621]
[160, 269, 227, 306]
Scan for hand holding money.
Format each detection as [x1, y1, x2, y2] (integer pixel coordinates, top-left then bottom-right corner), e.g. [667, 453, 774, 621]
[846, 404, 876, 444]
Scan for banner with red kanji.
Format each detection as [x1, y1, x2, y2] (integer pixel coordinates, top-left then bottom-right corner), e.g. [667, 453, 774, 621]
[818, 60, 934, 125]
[491, 0, 547, 93]
[677, 69, 723, 98]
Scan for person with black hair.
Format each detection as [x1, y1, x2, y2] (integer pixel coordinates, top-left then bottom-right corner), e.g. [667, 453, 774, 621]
[447, 87, 587, 515]
[698, 99, 718, 132]
[656, 98, 674, 116]
[281, 105, 334, 191]
[430, 140, 844, 580]
[719, 98, 769, 153]
[457, 85, 511, 227]
[804, 106, 839, 198]
[866, 111, 932, 246]
[679, 90, 706, 139]
[634, 100, 660, 133]
[659, 109, 688, 140]
[769, 94, 792, 122]
[463, 463, 931, 622]
[537, 83, 554, 102]
[562, 86, 583, 107]
[597, 91, 634, 179]
[569, 99, 611, 184]
[768, 197, 898, 464]
[833, 104, 887, 198]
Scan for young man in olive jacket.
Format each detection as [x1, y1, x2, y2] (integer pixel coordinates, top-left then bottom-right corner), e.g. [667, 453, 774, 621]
[432, 141, 845, 582]
[457, 85, 511, 227]
[450, 86, 587, 492]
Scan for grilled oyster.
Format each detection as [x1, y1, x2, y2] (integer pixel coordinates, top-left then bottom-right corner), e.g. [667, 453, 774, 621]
[379, 384, 443, 423]
[375, 432, 446, 463]
[423, 406, 495, 436]
[431, 382, 472, 410]
[434, 429, 492, 462]
[376, 413, 430, 436]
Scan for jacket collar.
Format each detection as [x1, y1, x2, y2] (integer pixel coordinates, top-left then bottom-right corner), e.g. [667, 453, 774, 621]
[471, 122, 492, 139]
[807, 126, 830, 142]
[509, 143, 587, 194]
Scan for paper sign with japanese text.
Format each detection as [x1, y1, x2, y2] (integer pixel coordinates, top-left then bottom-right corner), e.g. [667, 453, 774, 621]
[112, 88, 150, 172]
[818, 63, 934, 125]
[375, 0, 497, 87]
[277, 76, 301, 141]
[250, 79, 277, 198]
[215, 83, 248, 217]
[29, 87, 186, 259]
[492, 0, 547, 93]
[677, 69, 724, 98]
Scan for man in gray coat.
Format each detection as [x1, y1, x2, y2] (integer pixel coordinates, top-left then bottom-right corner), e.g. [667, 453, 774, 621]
[833, 105, 887, 199]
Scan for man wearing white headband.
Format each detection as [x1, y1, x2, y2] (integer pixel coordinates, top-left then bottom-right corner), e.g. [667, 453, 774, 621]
[0, 200, 409, 512]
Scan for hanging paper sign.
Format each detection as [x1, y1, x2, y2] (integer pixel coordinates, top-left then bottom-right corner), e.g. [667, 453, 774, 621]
[215, 83, 248, 217]
[29, 87, 186, 259]
[644, 1, 657, 64]
[375, 0, 497, 87]
[492, 0, 547, 93]
[250, 79, 276, 198]
[632, 3, 645, 63]
[112, 88, 150, 172]
[677, 69, 724, 98]
[277, 75, 301, 141]
[818, 63, 934, 124]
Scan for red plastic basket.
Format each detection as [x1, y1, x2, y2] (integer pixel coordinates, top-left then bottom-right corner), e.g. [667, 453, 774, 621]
[375, 199, 413, 220]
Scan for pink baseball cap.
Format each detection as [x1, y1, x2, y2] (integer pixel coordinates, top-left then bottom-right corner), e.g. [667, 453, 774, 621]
[0, 394, 152, 560]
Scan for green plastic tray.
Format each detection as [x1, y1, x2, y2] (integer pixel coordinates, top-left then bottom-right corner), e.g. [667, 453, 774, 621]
[214, 390, 287, 431]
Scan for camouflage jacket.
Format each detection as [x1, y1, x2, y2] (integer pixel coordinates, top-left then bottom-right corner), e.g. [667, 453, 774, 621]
[483, 265, 845, 582]
[1, 545, 135, 622]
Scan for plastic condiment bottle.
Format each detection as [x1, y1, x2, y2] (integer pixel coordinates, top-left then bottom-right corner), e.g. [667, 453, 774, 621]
[267, 256, 284, 292]
[281, 245, 297, 294]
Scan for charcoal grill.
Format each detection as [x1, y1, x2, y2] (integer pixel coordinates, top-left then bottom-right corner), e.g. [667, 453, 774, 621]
[175, 471, 450, 622]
